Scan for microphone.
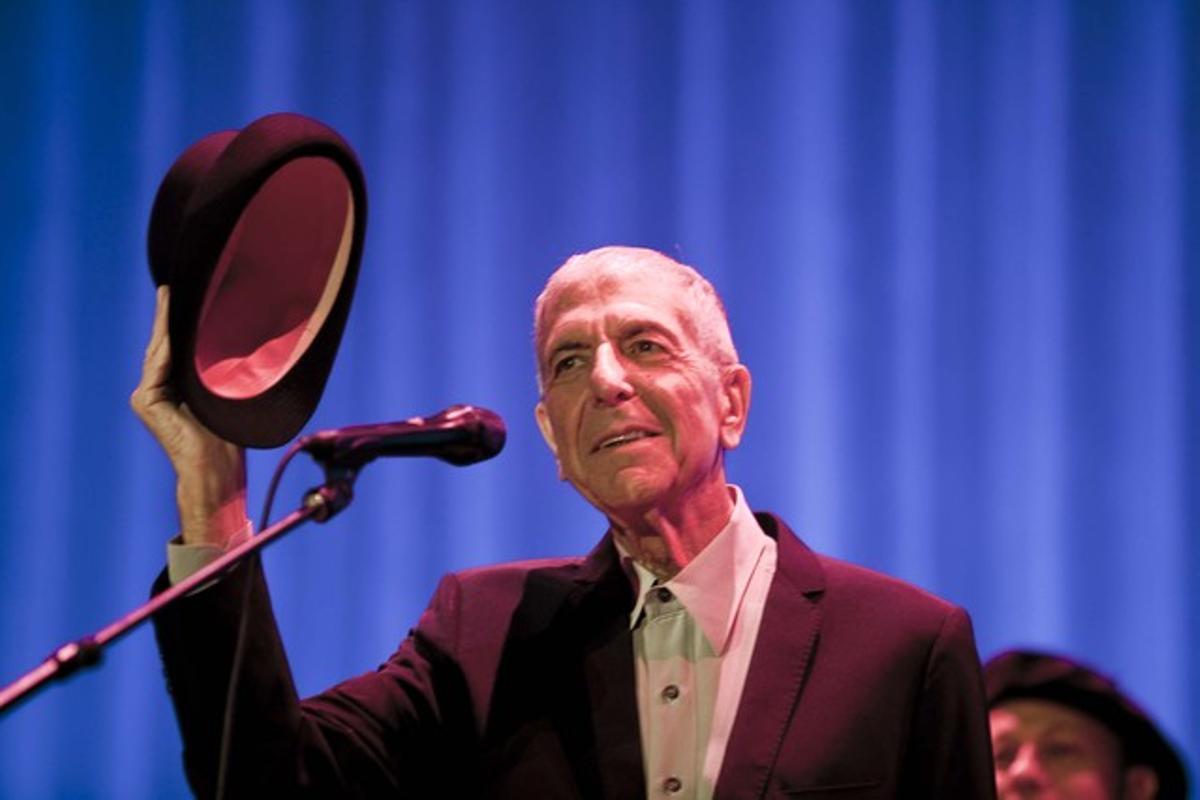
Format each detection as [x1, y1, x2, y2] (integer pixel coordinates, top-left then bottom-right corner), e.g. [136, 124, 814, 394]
[298, 404, 506, 470]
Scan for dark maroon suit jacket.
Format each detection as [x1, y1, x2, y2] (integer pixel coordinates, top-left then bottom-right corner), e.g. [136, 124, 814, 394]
[153, 513, 995, 798]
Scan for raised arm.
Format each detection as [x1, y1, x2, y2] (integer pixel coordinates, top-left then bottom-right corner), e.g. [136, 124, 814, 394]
[133, 287, 465, 796]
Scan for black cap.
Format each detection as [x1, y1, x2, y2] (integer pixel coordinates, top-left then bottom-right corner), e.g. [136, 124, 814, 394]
[984, 649, 1188, 799]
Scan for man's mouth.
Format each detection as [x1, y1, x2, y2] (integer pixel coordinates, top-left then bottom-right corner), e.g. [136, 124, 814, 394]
[592, 429, 660, 453]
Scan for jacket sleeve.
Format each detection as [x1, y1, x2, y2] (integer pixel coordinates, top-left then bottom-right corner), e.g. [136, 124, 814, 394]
[151, 558, 473, 799]
[900, 606, 997, 799]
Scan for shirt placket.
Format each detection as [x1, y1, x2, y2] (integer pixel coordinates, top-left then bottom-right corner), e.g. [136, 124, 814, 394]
[639, 586, 698, 798]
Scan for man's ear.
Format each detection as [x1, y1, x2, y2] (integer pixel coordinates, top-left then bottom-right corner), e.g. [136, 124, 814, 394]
[718, 364, 752, 450]
[534, 401, 564, 478]
[1122, 766, 1158, 800]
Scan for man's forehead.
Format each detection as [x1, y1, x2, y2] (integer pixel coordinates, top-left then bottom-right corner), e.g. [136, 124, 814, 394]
[539, 272, 697, 345]
[543, 306, 684, 350]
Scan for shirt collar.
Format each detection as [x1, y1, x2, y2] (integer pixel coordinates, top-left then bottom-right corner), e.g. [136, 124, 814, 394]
[618, 486, 767, 655]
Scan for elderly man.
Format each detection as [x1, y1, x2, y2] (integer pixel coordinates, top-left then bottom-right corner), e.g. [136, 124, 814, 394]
[135, 246, 995, 798]
[985, 650, 1188, 800]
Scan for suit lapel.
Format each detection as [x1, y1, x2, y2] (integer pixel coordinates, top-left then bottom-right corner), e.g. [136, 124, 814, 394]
[715, 514, 825, 800]
[542, 535, 646, 799]
[579, 584, 644, 799]
[483, 536, 644, 799]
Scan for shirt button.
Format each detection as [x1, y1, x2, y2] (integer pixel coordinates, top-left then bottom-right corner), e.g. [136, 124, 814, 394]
[661, 684, 680, 702]
[662, 776, 682, 794]
[654, 587, 673, 603]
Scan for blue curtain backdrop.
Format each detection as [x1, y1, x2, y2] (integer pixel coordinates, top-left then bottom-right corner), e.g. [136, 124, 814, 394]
[0, 1, 1196, 796]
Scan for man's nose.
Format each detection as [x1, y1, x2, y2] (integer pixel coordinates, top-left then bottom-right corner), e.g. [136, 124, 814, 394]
[589, 343, 634, 405]
[1003, 747, 1049, 793]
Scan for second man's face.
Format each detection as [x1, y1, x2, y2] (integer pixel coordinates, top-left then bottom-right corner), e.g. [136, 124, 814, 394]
[535, 269, 748, 523]
[990, 699, 1132, 800]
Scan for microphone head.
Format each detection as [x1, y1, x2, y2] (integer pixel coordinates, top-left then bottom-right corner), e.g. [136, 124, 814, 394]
[433, 404, 506, 466]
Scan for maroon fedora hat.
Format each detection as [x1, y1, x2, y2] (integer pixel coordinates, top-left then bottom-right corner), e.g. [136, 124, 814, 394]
[147, 112, 367, 448]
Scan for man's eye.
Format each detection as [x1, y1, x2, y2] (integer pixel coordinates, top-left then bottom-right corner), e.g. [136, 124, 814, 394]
[553, 355, 581, 376]
[630, 340, 663, 355]
[1042, 741, 1082, 760]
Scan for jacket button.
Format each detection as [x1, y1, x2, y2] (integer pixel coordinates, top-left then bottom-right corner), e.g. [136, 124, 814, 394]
[661, 684, 680, 702]
[662, 776, 682, 793]
[655, 587, 673, 603]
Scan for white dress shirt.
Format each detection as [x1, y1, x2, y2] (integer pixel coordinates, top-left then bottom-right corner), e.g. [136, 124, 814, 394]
[619, 486, 778, 799]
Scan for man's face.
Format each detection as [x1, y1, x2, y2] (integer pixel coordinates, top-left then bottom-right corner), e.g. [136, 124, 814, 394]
[990, 700, 1130, 800]
[534, 268, 749, 521]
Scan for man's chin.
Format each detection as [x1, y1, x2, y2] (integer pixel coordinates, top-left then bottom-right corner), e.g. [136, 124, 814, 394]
[587, 475, 672, 521]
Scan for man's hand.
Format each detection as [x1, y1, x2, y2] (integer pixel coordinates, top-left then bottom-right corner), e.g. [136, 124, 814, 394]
[131, 286, 249, 547]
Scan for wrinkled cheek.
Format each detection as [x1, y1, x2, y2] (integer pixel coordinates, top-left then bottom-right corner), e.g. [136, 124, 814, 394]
[543, 400, 581, 459]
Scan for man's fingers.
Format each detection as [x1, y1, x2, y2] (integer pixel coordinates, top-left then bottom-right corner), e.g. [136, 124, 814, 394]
[132, 287, 177, 424]
[141, 287, 170, 371]
[151, 284, 169, 343]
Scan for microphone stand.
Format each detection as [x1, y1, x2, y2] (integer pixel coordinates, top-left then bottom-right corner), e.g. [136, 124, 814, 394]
[0, 470, 356, 718]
